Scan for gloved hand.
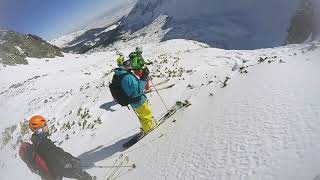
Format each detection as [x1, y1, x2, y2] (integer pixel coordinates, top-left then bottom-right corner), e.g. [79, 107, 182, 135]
[145, 61, 153, 65]
[141, 67, 150, 81]
[30, 167, 40, 175]
[64, 158, 81, 169]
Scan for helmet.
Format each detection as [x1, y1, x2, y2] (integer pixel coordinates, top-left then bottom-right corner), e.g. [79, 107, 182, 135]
[136, 46, 143, 53]
[29, 115, 47, 132]
[117, 55, 125, 66]
[116, 51, 123, 56]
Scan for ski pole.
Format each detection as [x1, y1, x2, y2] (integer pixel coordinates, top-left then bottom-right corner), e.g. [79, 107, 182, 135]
[150, 78, 169, 112]
[82, 164, 136, 169]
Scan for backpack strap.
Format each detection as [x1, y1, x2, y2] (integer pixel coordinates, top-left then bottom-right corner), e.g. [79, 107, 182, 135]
[129, 52, 136, 59]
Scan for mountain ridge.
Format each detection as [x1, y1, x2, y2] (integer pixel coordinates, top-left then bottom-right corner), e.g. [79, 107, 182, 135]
[0, 28, 63, 65]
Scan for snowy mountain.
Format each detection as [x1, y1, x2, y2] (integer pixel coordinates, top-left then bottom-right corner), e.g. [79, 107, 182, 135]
[50, 0, 137, 53]
[0, 37, 320, 180]
[120, 0, 306, 49]
[61, 22, 122, 54]
[0, 28, 63, 65]
[55, 0, 320, 54]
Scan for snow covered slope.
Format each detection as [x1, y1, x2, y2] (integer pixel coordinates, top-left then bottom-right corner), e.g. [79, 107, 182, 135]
[50, 30, 87, 48]
[120, 0, 302, 49]
[0, 38, 319, 180]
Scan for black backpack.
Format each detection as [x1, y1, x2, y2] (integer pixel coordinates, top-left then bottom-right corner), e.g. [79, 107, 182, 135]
[19, 142, 55, 179]
[109, 71, 141, 106]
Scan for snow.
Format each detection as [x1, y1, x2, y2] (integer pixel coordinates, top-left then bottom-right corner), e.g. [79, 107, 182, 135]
[84, 41, 97, 46]
[50, 30, 86, 48]
[0, 37, 320, 180]
[67, 39, 86, 47]
[14, 46, 25, 55]
[94, 23, 120, 37]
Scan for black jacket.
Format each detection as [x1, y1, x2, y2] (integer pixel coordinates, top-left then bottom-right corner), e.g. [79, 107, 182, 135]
[31, 133, 77, 177]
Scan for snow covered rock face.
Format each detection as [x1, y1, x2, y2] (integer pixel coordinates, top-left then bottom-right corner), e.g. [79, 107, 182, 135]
[0, 29, 63, 65]
[62, 24, 121, 54]
[121, 0, 303, 49]
[286, 0, 320, 44]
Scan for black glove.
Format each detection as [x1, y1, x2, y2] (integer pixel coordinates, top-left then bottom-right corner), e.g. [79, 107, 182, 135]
[64, 158, 81, 169]
[141, 67, 150, 81]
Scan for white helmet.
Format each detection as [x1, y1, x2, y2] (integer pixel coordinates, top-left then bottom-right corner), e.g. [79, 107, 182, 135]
[136, 46, 143, 53]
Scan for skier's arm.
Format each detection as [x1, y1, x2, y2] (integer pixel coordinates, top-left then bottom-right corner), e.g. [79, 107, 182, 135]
[140, 56, 146, 64]
[145, 61, 153, 65]
[36, 138, 77, 167]
[138, 80, 147, 93]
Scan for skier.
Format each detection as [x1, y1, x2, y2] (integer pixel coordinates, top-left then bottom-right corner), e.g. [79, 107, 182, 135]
[129, 47, 152, 92]
[110, 60, 157, 134]
[21, 115, 95, 180]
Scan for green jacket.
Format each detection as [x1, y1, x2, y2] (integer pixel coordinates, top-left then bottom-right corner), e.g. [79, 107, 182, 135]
[129, 52, 145, 70]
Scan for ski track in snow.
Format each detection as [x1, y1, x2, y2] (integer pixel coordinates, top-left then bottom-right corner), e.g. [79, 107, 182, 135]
[0, 39, 319, 180]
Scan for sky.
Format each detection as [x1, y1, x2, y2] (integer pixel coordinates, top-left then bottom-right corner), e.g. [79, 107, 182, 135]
[0, 0, 129, 40]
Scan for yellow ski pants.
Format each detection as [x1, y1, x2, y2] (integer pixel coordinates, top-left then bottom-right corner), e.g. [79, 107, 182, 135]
[133, 101, 154, 133]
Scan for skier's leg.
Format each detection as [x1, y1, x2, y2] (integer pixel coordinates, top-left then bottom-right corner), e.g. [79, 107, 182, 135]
[133, 101, 156, 133]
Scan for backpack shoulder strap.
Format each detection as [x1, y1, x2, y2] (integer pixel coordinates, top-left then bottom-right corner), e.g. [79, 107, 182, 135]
[115, 70, 138, 80]
[129, 52, 138, 59]
[114, 71, 129, 80]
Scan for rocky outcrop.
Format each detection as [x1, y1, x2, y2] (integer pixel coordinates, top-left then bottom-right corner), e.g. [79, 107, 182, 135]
[286, 0, 319, 44]
[0, 28, 63, 65]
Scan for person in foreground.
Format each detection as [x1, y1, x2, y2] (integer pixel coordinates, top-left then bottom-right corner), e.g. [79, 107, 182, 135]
[19, 115, 96, 180]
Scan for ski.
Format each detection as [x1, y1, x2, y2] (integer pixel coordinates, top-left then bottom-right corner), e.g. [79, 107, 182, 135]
[150, 79, 170, 87]
[146, 84, 175, 94]
[122, 100, 191, 149]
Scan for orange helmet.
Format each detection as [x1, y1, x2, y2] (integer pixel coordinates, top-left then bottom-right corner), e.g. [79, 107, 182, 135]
[29, 115, 47, 132]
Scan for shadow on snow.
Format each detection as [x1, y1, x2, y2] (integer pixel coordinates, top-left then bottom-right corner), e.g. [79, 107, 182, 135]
[99, 100, 118, 112]
[77, 134, 136, 169]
